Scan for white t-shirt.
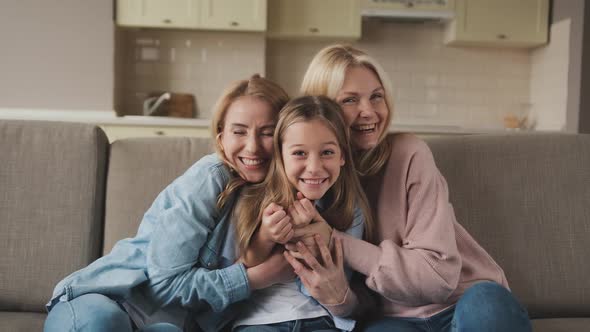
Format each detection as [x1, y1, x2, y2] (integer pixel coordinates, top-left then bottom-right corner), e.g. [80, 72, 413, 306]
[232, 280, 329, 328]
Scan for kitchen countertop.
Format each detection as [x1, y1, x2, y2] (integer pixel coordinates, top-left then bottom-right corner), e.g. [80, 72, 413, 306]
[0, 108, 524, 135]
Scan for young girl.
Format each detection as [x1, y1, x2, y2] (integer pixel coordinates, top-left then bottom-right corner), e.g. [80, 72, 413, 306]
[285, 44, 532, 332]
[230, 95, 373, 332]
[43, 75, 291, 332]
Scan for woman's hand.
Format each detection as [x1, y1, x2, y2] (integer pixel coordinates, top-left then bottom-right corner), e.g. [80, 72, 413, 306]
[288, 192, 318, 227]
[247, 247, 296, 290]
[283, 234, 349, 305]
[260, 203, 294, 244]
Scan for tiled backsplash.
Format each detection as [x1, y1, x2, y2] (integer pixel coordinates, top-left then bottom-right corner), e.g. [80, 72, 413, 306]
[116, 29, 266, 118]
[267, 20, 532, 129]
[117, 19, 534, 129]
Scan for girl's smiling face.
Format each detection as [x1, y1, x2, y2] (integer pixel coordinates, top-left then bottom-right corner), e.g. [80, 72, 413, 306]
[281, 119, 344, 200]
[220, 96, 276, 183]
[336, 66, 389, 151]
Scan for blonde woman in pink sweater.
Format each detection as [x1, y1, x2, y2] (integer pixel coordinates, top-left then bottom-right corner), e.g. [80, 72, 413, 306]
[283, 45, 531, 331]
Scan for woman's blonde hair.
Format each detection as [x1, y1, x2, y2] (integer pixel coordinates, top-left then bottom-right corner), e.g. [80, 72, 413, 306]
[300, 44, 393, 176]
[211, 74, 289, 210]
[235, 95, 374, 255]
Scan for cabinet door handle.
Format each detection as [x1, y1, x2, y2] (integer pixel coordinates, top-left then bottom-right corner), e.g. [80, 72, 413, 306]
[497, 34, 507, 39]
[309, 27, 319, 33]
[406, 2, 414, 8]
[155, 130, 165, 136]
[230, 21, 239, 27]
[163, 19, 172, 24]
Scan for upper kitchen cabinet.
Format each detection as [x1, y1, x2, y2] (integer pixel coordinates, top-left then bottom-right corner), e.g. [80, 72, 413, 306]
[116, 0, 200, 29]
[116, 0, 267, 31]
[200, 0, 266, 31]
[444, 0, 549, 48]
[267, 0, 361, 39]
[361, 0, 454, 13]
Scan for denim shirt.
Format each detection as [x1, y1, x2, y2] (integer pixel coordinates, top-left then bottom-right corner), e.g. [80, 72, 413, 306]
[218, 198, 365, 332]
[46, 153, 251, 330]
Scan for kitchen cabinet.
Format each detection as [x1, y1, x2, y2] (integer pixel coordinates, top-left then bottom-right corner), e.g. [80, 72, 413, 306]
[444, 0, 549, 48]
[116, 0, 267, 32]
[116, 0, 200, 29]
[361, 0, 454, 13]
[200, 0, 266, 31]
[100, 125, 210, 142]
[267, 0, 361, 39]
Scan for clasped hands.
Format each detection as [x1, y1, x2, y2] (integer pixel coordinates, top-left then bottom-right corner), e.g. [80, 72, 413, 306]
[258, 192, 330, 256]
[259, 193, 350, 306]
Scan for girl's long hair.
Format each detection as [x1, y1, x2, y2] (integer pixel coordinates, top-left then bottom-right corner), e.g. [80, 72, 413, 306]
[211, 74, 289, 210]
[234, 96, 374, 255]
[300, 44, 394, 176]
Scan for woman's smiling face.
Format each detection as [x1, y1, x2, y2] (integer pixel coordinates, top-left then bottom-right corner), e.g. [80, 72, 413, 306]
[336, 66, 389, 151]
[220, 96, 276, 183]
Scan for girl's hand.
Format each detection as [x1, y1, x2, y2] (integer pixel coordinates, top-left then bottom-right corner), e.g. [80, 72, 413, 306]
[285, 216, 333, 259]
[260, 203, 294, 244]
[288, 192, 318, 227]
[283, 234, 349, 305]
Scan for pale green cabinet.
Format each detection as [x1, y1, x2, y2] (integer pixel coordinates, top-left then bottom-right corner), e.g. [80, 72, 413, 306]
[267, 0, 361, 39]
[200, 0, 266, 31]
[116, 0, 200, 29]
[444, 0, 549, 48]
[116, 0, 267, 31]
[361, 0, 455, 13]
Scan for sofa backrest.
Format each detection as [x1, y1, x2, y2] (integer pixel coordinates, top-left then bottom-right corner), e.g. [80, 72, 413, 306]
[0, 120, 108, 313]
[103, 137, 214, 254]
[426, 133, 590, 319]
[104, 133, 590, 319]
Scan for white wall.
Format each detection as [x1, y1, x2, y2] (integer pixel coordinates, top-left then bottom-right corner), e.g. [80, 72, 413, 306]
[551, 0, 585, 132]
[0, 1, 114, 111]
[530, 19, 570, 131]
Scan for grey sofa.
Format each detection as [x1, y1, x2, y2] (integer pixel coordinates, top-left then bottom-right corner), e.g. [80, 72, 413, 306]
[1, 119, 588, 331]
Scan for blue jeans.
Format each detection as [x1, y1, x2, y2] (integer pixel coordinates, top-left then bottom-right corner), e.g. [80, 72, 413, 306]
[362, 281, 531, 332]
[43, 293, 182, 332]
[233, 316, 339, 332]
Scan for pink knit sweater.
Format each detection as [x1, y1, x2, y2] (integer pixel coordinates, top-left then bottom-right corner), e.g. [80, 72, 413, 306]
[334, 133, 508, 318]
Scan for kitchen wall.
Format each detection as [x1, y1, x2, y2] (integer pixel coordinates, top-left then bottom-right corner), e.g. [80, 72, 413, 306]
[116, 29, 265, 118]
[530, 19, 570, 131]
[268, 19, 532, 129]
[118, 19, 533, 129]
[0, 1, 114, 111]
[551, 0, 585, 133]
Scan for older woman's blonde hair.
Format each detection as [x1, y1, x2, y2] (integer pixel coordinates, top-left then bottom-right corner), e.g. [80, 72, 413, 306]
[211, 74, 289, 210]
[234, 96, 374, 255]
[300, 45, 393, 176]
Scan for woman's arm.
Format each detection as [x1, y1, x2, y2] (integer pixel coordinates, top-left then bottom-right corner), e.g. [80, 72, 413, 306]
[143, 164, 249, 312]
[247, 247, 296, 290]
[335, 137, 462, 306]
[241, 203, 293, 267]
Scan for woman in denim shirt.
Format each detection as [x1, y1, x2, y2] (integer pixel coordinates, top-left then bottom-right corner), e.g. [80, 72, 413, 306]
[44, 75, 290, 332]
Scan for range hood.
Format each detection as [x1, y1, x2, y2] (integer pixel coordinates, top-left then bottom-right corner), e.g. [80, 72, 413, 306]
[360, 0, 455, 22]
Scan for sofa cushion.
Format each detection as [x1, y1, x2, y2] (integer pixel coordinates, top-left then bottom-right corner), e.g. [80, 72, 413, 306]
[0, 120, 108, 312]
[104, 137, 214, 254]
[426, 133, 590, 319]
[0, 311, 46, 331]
[531, 318, 590, 331]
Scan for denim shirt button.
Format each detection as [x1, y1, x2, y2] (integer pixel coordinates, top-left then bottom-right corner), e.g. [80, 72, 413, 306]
[207, 262, 214, 268]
